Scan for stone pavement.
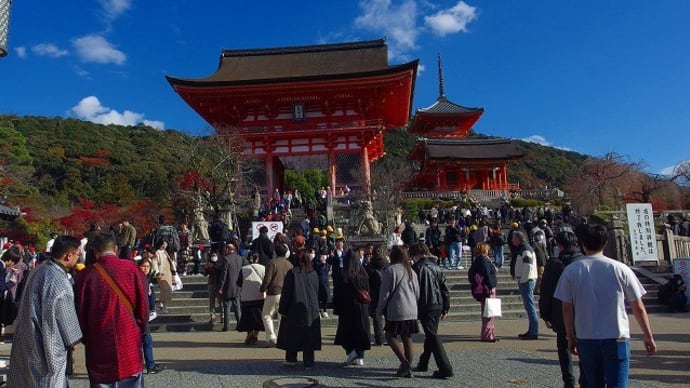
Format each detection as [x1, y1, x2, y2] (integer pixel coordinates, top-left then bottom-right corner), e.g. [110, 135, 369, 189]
[1, 313, 689, 387]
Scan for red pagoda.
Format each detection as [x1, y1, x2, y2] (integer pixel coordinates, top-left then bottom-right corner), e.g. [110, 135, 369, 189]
[407, 54, 522, 193]
[166, 39, 418, 196]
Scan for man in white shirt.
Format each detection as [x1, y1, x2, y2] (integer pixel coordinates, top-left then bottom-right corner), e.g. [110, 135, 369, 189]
[554, 224, 656, 387]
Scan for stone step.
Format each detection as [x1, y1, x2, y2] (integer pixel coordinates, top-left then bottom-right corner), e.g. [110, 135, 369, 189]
[151, 270, 670, 333]
[148, 306, 534, 333]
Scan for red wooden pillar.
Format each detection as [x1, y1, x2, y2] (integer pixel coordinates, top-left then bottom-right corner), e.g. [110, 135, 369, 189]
[265, 153, 274, 197]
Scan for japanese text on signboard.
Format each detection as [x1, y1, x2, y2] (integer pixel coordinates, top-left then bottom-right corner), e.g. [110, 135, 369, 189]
[626, 203, 658, 264]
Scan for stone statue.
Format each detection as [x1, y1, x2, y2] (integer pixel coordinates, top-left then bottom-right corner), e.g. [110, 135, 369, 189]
[356, 200, 382, 236]
[192, 207, 210, 241]
[253, 189, 262, 218]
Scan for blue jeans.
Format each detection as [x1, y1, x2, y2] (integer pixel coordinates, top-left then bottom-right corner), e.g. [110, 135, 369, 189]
[518, 280, 538, 336]
[577, 338, 630, 388]
[222, 298, 241, 331]
[492, 245, 504, 268]
[448, 242, 462, 268]
[143, 332, 155, 369]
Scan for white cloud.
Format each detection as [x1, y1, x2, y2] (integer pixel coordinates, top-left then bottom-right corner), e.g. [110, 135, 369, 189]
[424, 1, 478, 36]
[71, 96, 165, 130]
[31, 43, 69, 58]
[99, 0, 132, 21]
[14, 47, 26, 58]
[355, 0, 419, 59]
[417, 63, 426, 75]
[72, 35, 126, 65]
[522, 135, 550, 146]
[521, 135, 572, 151]
[660, 160, 690, 176]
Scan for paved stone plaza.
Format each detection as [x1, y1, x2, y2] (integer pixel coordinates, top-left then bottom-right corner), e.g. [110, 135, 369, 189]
[2, 313, 685, 388]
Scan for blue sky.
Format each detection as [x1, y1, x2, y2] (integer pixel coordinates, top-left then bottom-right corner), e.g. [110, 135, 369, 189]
[2, 0, 689, 175]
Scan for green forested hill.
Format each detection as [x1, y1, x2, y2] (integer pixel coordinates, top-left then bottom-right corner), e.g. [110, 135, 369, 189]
[0, 114, 591, 235]
[1, 115, 196, 207]
[1, 115, 588, 209]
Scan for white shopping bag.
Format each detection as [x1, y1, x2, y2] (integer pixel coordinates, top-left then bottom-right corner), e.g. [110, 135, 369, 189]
[483, 297, 502, 318]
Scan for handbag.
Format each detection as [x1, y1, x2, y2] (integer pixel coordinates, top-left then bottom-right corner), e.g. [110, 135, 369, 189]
[0, 291, 17, 325]
[470, 272, 490, 301]
[173, 273, 183, 291]
[483, 297, 502, 318]
[356, 288, 371, 304]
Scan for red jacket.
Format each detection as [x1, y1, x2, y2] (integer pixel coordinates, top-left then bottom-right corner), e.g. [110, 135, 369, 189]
[75, 254, 148, 383]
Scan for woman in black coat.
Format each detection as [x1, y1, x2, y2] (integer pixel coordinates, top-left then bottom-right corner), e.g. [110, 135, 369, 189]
[277, 250, 322, 369]
[333, 249, 371, 366]
[468, 242, 498, 342]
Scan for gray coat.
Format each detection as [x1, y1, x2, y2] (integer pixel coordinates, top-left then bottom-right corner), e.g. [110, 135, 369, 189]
[376, 263, 419, 321]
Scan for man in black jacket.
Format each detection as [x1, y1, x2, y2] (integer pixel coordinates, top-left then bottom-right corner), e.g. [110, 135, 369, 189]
[410, 243, 453, 379]
[539, 231, 585, 388]
[250, 226, 275, 267]
[216, 243, 248, 332]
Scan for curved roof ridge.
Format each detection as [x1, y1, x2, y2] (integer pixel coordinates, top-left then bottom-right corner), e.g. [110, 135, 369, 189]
[222, 38, 386, 58]
[425, 137, 512, 145]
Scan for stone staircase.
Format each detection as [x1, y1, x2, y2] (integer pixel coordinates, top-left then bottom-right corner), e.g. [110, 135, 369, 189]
[149, 256, 669, 332]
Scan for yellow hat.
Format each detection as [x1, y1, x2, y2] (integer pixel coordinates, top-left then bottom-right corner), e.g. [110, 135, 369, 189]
[312, 227, 320, 234]
[326, 225, 334, 232]
[320, 229, 327, 236]
[336, 231, 344, 239]
[511, 222, 519, 229]
[470, 225, 478, 231]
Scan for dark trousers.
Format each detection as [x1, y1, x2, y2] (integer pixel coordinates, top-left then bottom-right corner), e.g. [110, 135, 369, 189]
[371, 313, 384, 344]
[286, 349, 315, 367]
[118, 246, 132, 259]
[418, 311, 452, 373]
[556, 330, 586, 388]
[222, 298, 241, 330]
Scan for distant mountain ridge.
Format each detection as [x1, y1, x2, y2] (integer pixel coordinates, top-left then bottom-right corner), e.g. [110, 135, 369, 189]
[1, 115, 586, 207]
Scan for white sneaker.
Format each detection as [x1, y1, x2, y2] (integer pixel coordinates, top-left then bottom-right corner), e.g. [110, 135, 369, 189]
[320, 311, 329, 318]
[457, 266, 465, 270]
[345, 350, 357, 364]
[353, 358, 364, 366]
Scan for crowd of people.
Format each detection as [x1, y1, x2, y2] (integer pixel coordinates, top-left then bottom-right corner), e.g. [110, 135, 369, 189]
[0, 197, 670, 387]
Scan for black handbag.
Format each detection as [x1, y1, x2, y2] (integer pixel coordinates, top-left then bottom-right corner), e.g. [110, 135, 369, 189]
[0, 291, 18, 325]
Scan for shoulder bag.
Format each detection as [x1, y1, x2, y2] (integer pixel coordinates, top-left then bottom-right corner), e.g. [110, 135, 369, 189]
[93, 263, 136, 321]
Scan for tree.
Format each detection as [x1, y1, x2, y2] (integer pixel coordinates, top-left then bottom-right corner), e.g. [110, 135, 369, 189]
[0, 126, 36, 200]
[563, 152, 633, 214]
[176, 133, 253, 229]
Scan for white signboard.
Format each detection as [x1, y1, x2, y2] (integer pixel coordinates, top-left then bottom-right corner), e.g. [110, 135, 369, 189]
[673, 259, 690, 299]
[626, 203, 659, 264]
[251, 221, 284, 242]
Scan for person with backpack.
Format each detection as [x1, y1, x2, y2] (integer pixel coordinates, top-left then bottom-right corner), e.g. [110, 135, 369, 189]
[208, 213, 230, 255]
[540, 231, 585, 388]
[468, 242, 498, 343]
[152, 216, 180, 261]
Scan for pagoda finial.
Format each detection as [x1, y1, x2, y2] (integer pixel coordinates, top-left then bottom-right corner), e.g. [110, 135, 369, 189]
[437, 51, 445, 98]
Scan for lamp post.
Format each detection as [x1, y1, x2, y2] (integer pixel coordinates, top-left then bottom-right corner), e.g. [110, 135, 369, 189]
[0, 0, 11, 57]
